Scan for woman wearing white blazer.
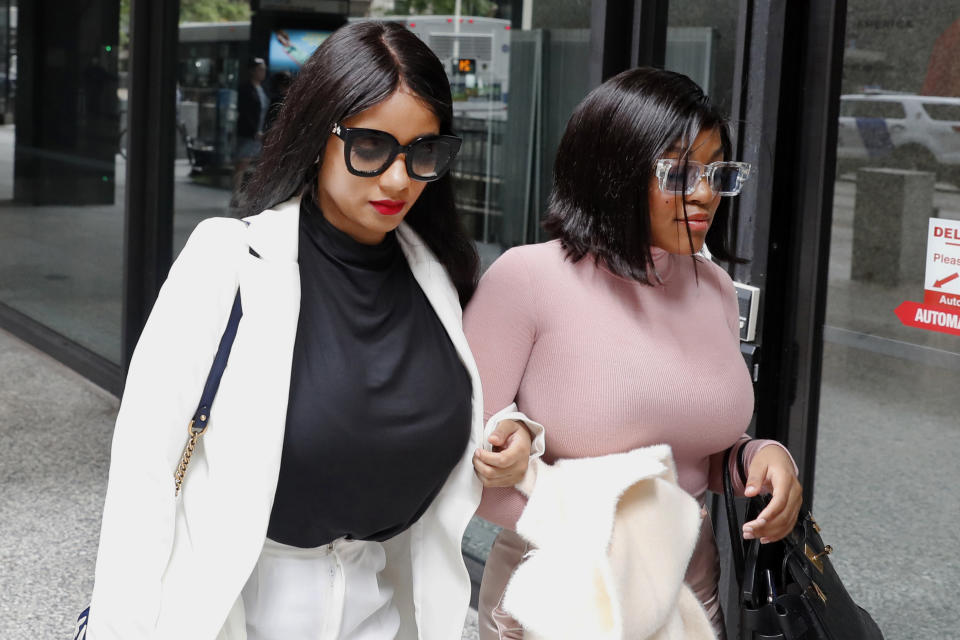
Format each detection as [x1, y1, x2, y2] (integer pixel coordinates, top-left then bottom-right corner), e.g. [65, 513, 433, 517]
[86, 22, 541, 640]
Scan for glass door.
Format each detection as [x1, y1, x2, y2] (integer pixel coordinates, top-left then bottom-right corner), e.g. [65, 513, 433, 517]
[814, 4, 960, 637]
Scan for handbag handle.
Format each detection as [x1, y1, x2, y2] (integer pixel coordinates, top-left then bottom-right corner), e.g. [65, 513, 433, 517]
[722, 443, 749, 589]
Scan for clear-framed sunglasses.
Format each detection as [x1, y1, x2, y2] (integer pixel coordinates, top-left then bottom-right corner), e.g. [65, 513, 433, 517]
[655, 159, 752, 196]
[331, 123, 462, 182]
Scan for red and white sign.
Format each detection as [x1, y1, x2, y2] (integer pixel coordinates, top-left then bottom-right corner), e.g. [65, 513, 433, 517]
[924, 218, 960, 310]
[894, 301, 960, 337]
[895, 218, 960, 337]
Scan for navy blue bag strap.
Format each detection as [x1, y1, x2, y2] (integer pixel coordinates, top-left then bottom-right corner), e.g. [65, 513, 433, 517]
[191, 218, 250, 435]
[174, 218, 251, 496]
[189, 291, 243, 435]
[174, 289, 243, 496]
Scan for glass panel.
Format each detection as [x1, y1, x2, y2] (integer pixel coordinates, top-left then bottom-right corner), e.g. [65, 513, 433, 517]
[665, 0, 739, 114]
[839, 97, 907, 119]
[368, 3, 593, 270]
[922, 101, 960, 122]
[174, 8, 251, 257]
[0, 0, 126, 363]
[819, 5, 960, 638]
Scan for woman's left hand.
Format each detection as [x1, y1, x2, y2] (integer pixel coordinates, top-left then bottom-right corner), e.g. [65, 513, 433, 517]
[473, 419, 532, 488]
[742, 445, 803, 543]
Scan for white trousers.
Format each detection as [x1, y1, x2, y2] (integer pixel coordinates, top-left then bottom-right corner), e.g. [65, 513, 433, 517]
[240, 537, 400, 640]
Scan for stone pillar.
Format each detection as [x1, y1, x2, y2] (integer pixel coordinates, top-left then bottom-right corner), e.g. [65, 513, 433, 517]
[851, 168, 935, 286]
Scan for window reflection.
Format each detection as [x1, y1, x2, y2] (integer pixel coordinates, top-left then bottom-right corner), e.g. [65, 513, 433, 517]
[0, 0, 126, 363]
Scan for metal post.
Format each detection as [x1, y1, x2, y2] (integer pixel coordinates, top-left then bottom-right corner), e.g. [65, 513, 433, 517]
[760, 0, 848, 510]
[589, 0, 666, 85]
[632, 0, 668, 68]
[454, 0, 461, 59]
[4, 0, 9, 118]
[589, 0, 634, 87]
[122, 0, 180, 373]
[482, 94, 493, 243]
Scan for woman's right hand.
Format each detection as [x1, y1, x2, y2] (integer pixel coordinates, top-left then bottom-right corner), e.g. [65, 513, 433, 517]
[473, 419, 532, 488]
[742, 445, 803, 543]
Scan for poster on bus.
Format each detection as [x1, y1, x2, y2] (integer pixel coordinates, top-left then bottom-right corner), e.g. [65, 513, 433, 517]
[269, 29, 331, 72]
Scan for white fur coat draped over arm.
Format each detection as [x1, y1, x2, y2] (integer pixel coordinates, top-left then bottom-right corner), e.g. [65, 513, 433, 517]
[502, 445, 716, 640]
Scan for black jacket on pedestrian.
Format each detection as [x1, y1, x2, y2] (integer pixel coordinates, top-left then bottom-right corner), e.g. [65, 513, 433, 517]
[237, 82, 262, 139]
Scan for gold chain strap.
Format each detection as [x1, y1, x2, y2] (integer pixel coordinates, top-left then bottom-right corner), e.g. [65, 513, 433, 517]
[174, 420, 206, 496]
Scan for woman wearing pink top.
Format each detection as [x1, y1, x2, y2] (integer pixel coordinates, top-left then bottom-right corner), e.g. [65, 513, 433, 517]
[464, 67, 803, 639]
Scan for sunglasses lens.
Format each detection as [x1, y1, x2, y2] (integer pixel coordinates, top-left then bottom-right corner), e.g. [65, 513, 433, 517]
[663, 163, 701, 194]
[348, 133, 393, 174]
[711, 164, 745, 194]
[409, 138, 457, 179]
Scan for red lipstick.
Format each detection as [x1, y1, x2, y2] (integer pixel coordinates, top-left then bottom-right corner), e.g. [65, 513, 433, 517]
[370, 199, 405, 216]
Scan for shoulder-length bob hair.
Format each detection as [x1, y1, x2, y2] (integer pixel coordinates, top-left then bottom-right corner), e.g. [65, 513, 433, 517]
[241, 21, 479, 305]
[543, 67, 744, 284]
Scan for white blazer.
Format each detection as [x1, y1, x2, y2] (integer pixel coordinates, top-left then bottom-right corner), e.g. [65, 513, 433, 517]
[88, 197, 512, 639]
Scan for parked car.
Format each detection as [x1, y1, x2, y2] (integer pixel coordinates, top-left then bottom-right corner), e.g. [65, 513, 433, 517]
[837, 93, 960, 185]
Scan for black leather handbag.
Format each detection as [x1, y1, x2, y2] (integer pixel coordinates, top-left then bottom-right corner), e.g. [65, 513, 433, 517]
[721, 445, 884, 640]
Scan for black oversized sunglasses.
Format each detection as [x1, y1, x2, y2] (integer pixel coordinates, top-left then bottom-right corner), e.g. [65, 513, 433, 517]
[330, 124, 462, 182]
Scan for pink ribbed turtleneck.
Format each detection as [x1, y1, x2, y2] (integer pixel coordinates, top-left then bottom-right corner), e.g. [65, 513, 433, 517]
[463, 239, 793, 619]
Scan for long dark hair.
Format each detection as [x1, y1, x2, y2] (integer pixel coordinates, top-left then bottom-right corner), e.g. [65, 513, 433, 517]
[543, 67, 745, 284]
[241, 21, 479, 305]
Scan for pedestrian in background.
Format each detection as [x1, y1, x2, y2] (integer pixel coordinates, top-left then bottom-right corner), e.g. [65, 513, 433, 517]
[232, 57, 269, 205]
[263, 70, 292, 133]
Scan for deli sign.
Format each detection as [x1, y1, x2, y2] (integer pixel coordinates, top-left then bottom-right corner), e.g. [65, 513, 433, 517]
[924, 219, 960, 309]
[895, 218, 960, 337]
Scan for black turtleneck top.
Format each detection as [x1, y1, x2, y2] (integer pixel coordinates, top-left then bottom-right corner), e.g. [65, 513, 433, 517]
[266, 197, 473, 548]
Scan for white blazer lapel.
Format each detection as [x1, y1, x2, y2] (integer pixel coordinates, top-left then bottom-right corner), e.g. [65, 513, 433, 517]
[395, 223, 485, 639]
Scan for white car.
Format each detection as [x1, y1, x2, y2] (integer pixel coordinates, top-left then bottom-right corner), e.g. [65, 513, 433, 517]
[837, 93, 960, 184]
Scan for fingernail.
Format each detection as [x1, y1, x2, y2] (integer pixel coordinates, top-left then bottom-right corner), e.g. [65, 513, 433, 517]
[760, 537, 770, 544]
[755, 518, 767, 526]
[743, 532, 755, 540]
[743, 526, 753, 534]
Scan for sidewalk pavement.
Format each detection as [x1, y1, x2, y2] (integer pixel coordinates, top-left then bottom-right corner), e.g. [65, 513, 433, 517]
[0, 328, 479, 639]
